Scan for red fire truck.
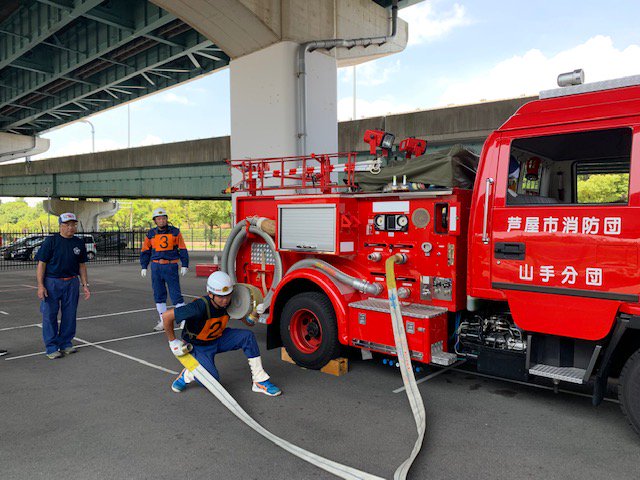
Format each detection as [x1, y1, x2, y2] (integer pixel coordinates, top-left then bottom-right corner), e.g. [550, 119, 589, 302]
[224, 75, 640, 437]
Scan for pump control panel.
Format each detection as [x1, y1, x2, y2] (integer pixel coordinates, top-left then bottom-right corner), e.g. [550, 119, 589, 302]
[374, 214, 409, 232]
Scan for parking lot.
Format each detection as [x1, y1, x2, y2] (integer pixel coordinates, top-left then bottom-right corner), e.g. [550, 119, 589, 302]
[1, 254, 638, 480]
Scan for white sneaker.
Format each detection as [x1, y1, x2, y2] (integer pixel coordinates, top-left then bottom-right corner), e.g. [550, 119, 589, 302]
[153, 320, 164, 332]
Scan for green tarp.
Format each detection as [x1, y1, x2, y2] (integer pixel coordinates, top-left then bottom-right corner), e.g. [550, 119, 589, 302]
[355, 144, 479, 192]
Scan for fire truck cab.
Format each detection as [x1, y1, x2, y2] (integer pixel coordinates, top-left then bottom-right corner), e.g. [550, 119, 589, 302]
[228, 75, 640, 438]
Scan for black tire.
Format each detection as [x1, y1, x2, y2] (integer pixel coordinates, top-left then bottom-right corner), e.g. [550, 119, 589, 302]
[280, 292, 339, 370]
[87, 251, 96, 261]
[619, 348, 640, 437]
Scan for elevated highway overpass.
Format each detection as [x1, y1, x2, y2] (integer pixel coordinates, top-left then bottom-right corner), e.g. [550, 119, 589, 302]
[0, 96, 535, 199]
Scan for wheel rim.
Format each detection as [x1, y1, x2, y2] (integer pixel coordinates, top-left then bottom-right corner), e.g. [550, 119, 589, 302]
[290, 308, 323, 354]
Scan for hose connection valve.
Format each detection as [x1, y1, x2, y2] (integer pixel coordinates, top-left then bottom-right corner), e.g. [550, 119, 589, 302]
[397, 287, 411, 299]
[368, 252, 382, 262]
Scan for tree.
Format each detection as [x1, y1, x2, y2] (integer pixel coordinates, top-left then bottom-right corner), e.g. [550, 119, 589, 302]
[192, 201, 232, 229]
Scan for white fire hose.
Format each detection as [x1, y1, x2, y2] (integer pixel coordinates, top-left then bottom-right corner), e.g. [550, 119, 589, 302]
[199, 220, 426, 478]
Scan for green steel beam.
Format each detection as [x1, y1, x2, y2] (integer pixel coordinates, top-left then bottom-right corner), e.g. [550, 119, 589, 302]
[0, 0, 104, 71]
[0, 1, 175, 111]
[3, 31, 226, 130]
[0, 164, 230, 199]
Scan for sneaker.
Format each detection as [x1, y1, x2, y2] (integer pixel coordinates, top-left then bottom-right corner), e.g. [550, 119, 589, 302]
[62, 346, 78, 355]
[171, 369, 188, 393]
[252, 380, 282, 397]
[153, 319, 164, 332]
[46, 351, 63, 360]
[0, 349, 8, 357]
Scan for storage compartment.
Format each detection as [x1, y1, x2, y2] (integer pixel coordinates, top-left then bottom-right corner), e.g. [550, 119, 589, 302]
[347, 298, 449, 364]
[278, 204, 337, 253]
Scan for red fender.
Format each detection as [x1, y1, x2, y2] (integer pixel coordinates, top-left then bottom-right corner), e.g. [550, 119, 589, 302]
[268, 267, 352, 346]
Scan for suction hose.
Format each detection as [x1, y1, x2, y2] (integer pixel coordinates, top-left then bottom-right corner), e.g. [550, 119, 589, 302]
[287, 258, 383, 296]
[221, 217, 283, 314]
[385, 253, 426, 480]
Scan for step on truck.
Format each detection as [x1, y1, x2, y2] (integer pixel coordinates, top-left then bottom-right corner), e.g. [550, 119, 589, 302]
[224, 73, 640, 438]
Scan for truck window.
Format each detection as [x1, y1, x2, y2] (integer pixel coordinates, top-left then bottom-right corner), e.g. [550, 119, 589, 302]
[506, 127, 631, 206]
[576, 161, 629, 204]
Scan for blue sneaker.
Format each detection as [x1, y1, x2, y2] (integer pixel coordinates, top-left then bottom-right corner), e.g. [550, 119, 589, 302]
[252, 379, 282, 396]
[171, 369, 188, 393]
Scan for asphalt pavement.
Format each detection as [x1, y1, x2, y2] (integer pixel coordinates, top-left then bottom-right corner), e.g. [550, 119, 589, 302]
[1, 253, 638, 479]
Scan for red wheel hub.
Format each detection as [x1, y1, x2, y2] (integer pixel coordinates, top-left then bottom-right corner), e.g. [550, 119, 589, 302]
[289, 309, 323, 354]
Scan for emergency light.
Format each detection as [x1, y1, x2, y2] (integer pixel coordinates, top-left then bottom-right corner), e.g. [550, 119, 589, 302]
[398, 137, 427, 159]
[364, 129, 395, 155]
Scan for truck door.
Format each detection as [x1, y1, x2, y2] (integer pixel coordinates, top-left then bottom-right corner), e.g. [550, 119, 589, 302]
[489, 126, 639, 340]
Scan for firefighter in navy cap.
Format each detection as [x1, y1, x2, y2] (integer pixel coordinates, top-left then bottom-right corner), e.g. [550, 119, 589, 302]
[140, 207, 189, 331]
[35, 212, 90, 359]
[162, 271, 282, 396]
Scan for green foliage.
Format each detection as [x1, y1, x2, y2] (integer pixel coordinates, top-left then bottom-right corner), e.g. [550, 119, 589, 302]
[0, 199, 50, 232]
[577, 173, 629, 203]
[0, 199, 232, 232]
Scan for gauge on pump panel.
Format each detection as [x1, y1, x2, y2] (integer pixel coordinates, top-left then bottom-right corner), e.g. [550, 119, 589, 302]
[397, 215, 408, 229]
[374, 215, 385, 230]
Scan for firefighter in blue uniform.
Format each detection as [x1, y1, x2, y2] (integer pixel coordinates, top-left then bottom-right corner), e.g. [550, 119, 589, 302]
[140, 207, 189, 331]
[162, 271, 281, 396]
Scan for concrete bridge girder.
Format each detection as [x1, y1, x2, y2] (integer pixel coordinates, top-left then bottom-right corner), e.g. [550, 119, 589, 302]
[150, 0, 408, 65]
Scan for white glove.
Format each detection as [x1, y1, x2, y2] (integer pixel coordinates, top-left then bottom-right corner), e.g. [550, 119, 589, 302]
[180, 267, 188, 276]
[169, 339, 192, 357]
[141, 269, 147, 278]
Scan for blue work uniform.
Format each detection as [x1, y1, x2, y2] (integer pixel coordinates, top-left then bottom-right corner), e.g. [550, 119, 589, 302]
[35, 234, 87, 355]
[175, 296, 260, 381]
[140, 225, 188, 305]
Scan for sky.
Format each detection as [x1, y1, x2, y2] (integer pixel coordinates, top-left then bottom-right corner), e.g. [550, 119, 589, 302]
[6, 0, 640, 202]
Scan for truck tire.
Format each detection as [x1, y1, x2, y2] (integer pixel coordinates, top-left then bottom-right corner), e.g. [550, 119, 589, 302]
[619, 348, 640, 436]
[280, 292, 339, 370]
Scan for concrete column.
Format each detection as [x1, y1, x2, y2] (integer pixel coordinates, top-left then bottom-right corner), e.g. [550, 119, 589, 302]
[230, 41, 337, 203]
[230, 41, 337, 159]
[43, 199, 119, 232]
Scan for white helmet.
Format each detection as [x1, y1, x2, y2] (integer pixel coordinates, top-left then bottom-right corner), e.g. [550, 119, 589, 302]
[207, 271, 234, 296]
[152, 207, 168, 219]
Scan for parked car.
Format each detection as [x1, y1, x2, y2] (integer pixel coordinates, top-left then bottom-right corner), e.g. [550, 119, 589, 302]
[4, 235, 47, 261]
[24, 233, 98, 261]
[93, 232, 128, 251]
[76, 234, 97, 260]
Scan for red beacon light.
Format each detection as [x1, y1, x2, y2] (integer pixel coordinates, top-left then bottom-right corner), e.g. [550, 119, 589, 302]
[364, 129, 395, 156]
[398, 137, 427, 159]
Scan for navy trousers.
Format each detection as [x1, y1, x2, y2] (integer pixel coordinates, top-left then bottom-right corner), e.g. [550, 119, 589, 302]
[191, 328, 260, 381]
[151, 262, 184, 304]
[41, 277, 79, 354]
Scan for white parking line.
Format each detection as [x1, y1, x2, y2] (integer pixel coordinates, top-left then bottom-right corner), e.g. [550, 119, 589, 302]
[0, 323, 38, 332]
[393, 360, 465, 393]
[5, 330, 167, 361]
[73, 336, 179, 375]
[0, 310, 8, 315]
[0, 287, 37, 293]
[77, 307, 155, 320]
[0, 307, 156, 332]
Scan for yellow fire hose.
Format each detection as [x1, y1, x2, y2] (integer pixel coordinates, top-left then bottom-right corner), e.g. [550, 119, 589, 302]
[173, 252, 425, 479]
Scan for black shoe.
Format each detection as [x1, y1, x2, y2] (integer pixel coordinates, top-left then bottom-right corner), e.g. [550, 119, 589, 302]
[0, 349, 8, 357]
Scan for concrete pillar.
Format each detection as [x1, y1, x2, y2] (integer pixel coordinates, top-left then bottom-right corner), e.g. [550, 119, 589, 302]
[229, 41, 337, 204]
[43, 199, 119, 232]
[230, 41, 337, 159]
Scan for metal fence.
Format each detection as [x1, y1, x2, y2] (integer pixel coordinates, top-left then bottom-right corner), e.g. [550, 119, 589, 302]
[0, 227, 230, 271]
